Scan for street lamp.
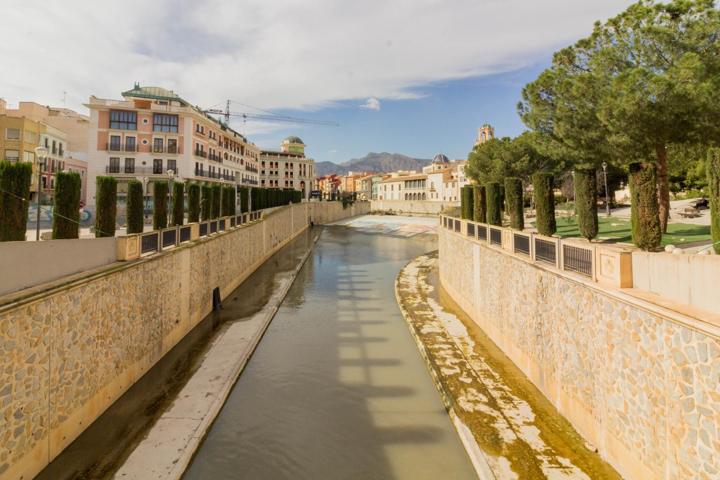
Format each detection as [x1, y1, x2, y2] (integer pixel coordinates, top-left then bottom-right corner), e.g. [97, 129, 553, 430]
[33, 146, 48, 241]
[602, 161, 610, 217]
[167, 169, 175, 226]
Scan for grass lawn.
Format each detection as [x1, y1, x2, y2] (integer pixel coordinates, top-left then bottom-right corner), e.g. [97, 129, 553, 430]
[552, 216, 711, 246]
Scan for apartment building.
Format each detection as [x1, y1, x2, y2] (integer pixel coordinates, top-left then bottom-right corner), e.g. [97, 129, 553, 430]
[316, 174, 341, 199]
[259, 136, 315, 199]
[85, 84, 260, 205]
[379, 172, 427, 201]
[423, 154, 468, 202]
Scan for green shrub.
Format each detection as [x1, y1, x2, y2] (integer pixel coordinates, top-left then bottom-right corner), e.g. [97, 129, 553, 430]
[211, 184, 222, 219]
[259, 188, 268, 210]
[0, 161, 32, 241]
[201, 184, 212, 220]
[188, 183, 200, 222]
[153, 181, 169, 230]
[707, 148, 720, 254]
[504, 177, 524, 230]
[250, 187, 259, 211]
[126, 180, 144, 234]
[95, 176, 117, 237]
[629, 162, 661, 251]
[222, 186, 236, 216]
[172, 182, 184, 226]
[52, 171, 81, 239]
[533, 173, 556, 236]
[486, 182, 502, 226]
[239, 186, 249, 213]
[461, 185, 474, 220]
[473, 185, 486, 223]
[574, 167, 598, 241]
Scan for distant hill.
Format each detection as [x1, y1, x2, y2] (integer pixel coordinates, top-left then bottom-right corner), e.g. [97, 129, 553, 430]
[315, 152, 431, 177]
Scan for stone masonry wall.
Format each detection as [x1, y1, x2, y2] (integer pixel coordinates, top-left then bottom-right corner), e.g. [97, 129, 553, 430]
[439, 226, 720, 480]
[0, 201, 368, 480]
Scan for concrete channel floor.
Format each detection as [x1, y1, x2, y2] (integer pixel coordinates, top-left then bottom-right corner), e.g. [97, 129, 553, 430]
[395, 252, 623, 480]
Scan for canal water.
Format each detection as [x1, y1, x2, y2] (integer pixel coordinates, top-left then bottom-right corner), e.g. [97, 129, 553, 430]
[184, 219, 477, 479]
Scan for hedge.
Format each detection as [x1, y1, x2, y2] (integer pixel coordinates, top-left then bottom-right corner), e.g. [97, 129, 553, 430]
[211, 184, 222, 219]
[629, 162, 661, 251]
[504, 177, 524, 231]
[52, 171, 81, 239]
[188, 183, 200, 223]
[126, 180, 144, 234]
[0, 161, 33, 241]
[709, 148, 720, 254]
[486, 182, 502, 226]
[95, 176, 117, 237]
[172, 182, 185, 226]
[473, 185, 486, 223]
[574, 167, 598, 241]
[239, 186, 249, 213]
[532, 173, 556, 236]
[460, 185, 474, 220]
[201, 184, 212, 220]
[153, 181, 169, 230]
[222, 186, 236, 216]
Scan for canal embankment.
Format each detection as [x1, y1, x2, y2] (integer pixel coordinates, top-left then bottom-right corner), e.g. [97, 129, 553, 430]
[396, 252, 620, 479]
[0, 201, 368, 480]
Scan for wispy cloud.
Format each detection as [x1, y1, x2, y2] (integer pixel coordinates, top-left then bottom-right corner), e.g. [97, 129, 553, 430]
[360, 98, 381, 111]
[0, 0, 635, 115]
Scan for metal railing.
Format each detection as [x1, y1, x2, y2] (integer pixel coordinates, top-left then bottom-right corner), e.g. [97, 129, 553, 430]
[179, 225, 191, 243]
[162, 228, 177, 248]
[489, 227, 502, 246]
[107, 143, 138, 152]
[454, 219, 460, 232]
[105, 166, 174, 175]
[513, 233, 530, 256]
[466, 223, 475, 237]
[477, 224, 487, 241]
[563, 244, 593, 277]
[140, 231, 159, 255]
[534, 238, 557, 266]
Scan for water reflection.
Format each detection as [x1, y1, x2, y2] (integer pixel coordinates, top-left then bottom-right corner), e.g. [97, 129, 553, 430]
[184, 224, 476, 480]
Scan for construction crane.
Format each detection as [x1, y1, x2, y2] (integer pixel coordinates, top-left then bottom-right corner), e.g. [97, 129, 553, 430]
[204, 100, 339, 127]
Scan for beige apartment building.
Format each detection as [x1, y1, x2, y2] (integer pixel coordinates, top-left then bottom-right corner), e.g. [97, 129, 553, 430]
[259, 136, 315, 199]
[85, 84, 260, 205]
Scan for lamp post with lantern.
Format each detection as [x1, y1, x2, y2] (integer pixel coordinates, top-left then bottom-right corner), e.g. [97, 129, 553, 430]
[33, 146, 48, 240]
[602, 161, 611, 217]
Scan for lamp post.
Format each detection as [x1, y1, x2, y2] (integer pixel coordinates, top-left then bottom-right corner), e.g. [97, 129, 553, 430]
[34, 147, 48, 241]
[602, 161, 610, 217]
[167, 169, 175, 226]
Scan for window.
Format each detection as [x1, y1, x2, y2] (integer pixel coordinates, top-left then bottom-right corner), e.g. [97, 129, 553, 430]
[124, 158, 135, 173]
[109, 135, 121, 150]
[153, 137, 164, 153]
[59, 143, 64, 156]
[110, 110, 137, 130]
[153, 113, 178, 133]
[5, 128, 20, 140]
[125, 136, 136, 152]
[4, 149, 19, 161]
[153, 159, 163, 174]
[167, 138, 178, 154]
[109, 158, 120, 173]
[167, 159, 177, 172]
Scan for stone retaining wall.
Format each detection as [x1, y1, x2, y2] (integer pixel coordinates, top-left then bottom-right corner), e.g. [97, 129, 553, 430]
[0, 201, 368, 480]
[370, 199, 458, 216]
[439, 225, 720, 480]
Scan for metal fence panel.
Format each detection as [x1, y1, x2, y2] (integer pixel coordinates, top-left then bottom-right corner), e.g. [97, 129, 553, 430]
[140, 232, 159, 254]
[199, 222, 208, 237]
[162, 229, 177, 248]
[467, 223, 475, 237]
[477, 225, 487, 241]
[534, 238, 557, 266]
[210, 221, 218, 234]
[179, 226, 191, 243]
[454, 219, 461, 232]
[563, 244, 593, 277]
[513, 233, 530, 256]
[490, 227, 502, 246]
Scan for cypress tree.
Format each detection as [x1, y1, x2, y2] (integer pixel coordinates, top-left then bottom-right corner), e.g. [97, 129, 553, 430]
[188, 183, 200, 223]
[223, 186, 236, 216]
[709, 148, 720, 254]
[486, 182, 502, 226]
[533, 172, 556, 236]
[153, 181, 169, 230]
[0, 161, 33, 241]
[211, 184, 222, 219]
[250, 187, 258, 211]
[52, 171, 81, 239]
[172, 182, 184, 226]
[201, 184, 212, 220]
[126, 180, 144, 234]
[95, 176, 117, 238]
[460, 185, 474, 220]
[239, 186, 249, 213]
[499, 184, 505, 213]
[629, 162, 661, 251]
[574, 167, 598, 241]
[504, 177, 524, 231]
[473, 185, 486, 223]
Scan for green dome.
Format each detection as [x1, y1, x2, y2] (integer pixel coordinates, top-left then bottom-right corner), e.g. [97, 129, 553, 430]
[284, 136, 305, 145]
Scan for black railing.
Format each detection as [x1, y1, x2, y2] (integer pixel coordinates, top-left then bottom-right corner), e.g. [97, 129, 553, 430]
[467, 223, 475, 237]
[107, 143, 138, 152]
[194, 150, 207, 158]
[443, 217, 448, 229]
[105, 166, 174, 175]
[210, 221, 218, 234]
[454, 219, 460, 232]
[162, 229, 177, 248]
[179, 225, 191, 243]
[153, 145, 179, 154]
[477, 224, 487, 241]
[490, 227, 502, 246]
[219, 219, 226, 231]
[199, 222, 208, 237]
[535, 238, 557, 266]
[141, 232, 159, 254]
[230, 217, 236, 228]
[513, 233, 530, 256]
[563, 244, 593, 277]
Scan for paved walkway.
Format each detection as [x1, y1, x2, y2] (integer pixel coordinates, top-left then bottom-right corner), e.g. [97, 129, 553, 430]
[396, 253, 621, 479]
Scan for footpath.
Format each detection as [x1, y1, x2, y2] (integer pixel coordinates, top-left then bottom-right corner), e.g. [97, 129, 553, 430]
[395, 252, 621, 480]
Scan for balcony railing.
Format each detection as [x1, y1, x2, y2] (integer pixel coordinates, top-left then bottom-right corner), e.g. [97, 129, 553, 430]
[105, 165, 174, 175]
[193, 170, 236, 182]
[152, 145, 179, 154]
[194, 150, 207, 158]
[107, 143, 138, 152]
[208, 153, 223, 162]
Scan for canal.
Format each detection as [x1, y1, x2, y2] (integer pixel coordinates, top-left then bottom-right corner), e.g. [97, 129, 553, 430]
[184, 218, 477, 479]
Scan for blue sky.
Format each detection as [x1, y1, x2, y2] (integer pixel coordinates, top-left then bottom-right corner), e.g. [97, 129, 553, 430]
[250, 61, 549, 164]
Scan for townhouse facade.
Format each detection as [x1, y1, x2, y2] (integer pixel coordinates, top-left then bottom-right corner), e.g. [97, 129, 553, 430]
[85, 84, 261, 205]
[259, 136, 315, 200]
[316, 174, 341, 199]
[375, 154, 468, 203]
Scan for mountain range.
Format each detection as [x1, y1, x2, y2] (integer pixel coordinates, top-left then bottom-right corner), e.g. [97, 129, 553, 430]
[315, 152, 432, 177]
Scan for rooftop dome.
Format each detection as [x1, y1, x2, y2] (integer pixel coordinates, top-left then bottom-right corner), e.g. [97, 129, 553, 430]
[283, 136, 305, 145]
[433, 153, 449, 163]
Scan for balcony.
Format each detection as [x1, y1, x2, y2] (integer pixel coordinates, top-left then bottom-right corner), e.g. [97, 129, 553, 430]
[152, 145, 179, 154]
[208, 152, 223, 163]
[105, 165, 173, 175]
[107, 143, 139, 152]
[193, 169, 236, 182]
[194, 150, 207, 158]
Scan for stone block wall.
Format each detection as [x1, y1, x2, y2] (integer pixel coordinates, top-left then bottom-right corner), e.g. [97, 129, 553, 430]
[0, 201, 367, 480]
[439, 227, 720, 480]
[370, 199, 457, 216]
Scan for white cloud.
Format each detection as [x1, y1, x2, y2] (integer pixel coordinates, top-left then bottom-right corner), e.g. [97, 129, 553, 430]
[0, 0, 635, 116]
[361, 98, 381, 111]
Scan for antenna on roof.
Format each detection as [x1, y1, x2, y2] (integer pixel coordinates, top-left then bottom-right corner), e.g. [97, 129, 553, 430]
[62, 91, 67, 107]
